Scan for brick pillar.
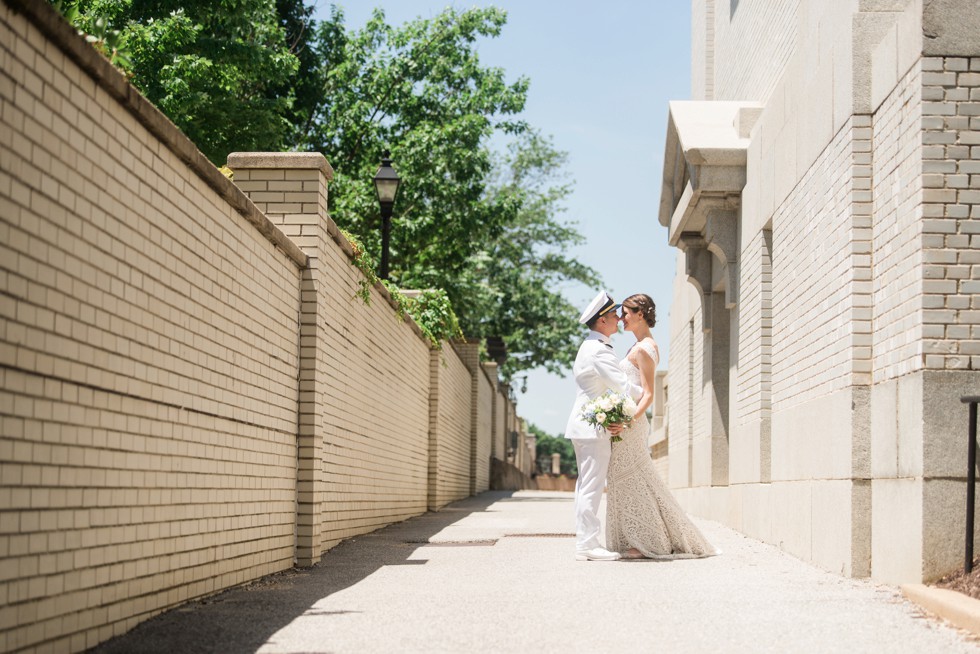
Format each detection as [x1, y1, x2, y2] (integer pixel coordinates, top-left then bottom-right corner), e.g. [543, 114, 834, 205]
[227, 152, 334, 566]
[427, 348, 441, 510]
[455, 339, 482, 495]
[483, 361, 500, 461]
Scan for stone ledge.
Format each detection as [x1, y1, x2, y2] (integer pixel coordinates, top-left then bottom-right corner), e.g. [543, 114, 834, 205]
[901, 583, 980, 635]
[227, 152, 335, 180]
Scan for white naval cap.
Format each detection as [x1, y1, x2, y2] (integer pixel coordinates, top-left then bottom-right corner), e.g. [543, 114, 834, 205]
[578, 290, 619, 325]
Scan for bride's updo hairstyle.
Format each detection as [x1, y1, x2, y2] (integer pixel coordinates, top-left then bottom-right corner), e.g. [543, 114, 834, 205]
[622, 293, 657, 328]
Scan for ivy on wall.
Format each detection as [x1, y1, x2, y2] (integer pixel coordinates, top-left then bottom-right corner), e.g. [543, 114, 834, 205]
[340, 230, 462, 349]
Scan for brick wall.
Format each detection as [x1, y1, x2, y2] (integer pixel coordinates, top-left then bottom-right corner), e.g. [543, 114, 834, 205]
[0, 3, 303, 651]
[770, 117, 871, 409]
[871, 61, 924, 381]
[428, 345, 473, 509]
[0, 2, 523, 651]
[919, 56, 980, 372]
[735, 228, 772, 424]
[492, 384, 506, 461]
[473, 366, 494, 493]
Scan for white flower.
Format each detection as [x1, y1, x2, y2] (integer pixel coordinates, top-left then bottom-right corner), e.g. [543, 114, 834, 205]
[623, 397, 637, 414]
[598, 397, 614, 411]
[595, 412, 607, 424]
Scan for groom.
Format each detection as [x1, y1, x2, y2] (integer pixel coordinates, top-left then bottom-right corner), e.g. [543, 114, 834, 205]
[564, 291, 643, 561]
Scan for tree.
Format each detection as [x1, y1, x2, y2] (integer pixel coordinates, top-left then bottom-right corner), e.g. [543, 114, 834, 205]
[300, 6, 529, 327]
[478, 130, 601, 378]
[60, 0, 300, 163]
[529, 423, 577, 476]
[52, 2, 601, 380]
[298, 7, 599, 379]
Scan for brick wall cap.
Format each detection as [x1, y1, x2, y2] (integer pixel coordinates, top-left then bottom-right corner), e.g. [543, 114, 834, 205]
[227, 152, 335, 180]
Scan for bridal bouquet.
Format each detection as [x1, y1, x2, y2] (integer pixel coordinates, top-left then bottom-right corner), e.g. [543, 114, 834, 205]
[580, 391, 637, 443]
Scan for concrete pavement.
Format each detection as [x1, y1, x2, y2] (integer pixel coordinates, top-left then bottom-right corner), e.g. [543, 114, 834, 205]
[90, 491, 979, 653]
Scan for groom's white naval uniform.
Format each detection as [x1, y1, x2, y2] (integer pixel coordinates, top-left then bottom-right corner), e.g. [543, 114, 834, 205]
[564, 291, 643, 561]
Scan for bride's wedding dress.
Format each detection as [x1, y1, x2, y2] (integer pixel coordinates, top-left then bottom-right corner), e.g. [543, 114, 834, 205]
[606, 340, 719, 559]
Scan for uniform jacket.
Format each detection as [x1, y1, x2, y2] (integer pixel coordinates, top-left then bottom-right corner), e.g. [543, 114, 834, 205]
[563, 331, 643, 440]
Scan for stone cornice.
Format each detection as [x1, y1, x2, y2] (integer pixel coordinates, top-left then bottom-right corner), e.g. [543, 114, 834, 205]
[660, 101, 762, 244]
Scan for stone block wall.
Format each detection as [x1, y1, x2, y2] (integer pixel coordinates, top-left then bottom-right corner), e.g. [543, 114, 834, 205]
[711, 0, 799, 104]
[690, 0, 715, 101]
[869, 54, 980, 583]
[0, 1, 519, 651]
[666, 0, 980, 583]
[667, 269, 705, 491]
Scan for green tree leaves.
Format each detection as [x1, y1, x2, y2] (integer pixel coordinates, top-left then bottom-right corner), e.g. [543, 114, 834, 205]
[529, 423, 577, 476]
[49, 1, 601, 380]
[61, 0, 301, 162]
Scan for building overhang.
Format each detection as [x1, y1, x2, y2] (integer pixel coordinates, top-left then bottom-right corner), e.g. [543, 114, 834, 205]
[659, 101, 763, 247]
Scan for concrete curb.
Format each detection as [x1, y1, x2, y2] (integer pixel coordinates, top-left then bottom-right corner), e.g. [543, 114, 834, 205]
[902, 583, 980, 636]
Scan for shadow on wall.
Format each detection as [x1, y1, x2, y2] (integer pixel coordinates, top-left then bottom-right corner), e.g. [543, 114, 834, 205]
[88, 493, 509, 654]
[534, 475, 577, 492]
[491, 458, 537, 491]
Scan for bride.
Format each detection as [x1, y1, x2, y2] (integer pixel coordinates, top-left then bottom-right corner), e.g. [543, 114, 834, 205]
[606, 293, 719, 560]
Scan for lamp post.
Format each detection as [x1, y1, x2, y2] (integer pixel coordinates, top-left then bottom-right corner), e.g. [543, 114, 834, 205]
[372, 151, 401, 280]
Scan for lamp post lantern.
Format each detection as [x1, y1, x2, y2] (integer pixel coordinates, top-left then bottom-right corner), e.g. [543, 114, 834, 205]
[372, 151, 401, 280]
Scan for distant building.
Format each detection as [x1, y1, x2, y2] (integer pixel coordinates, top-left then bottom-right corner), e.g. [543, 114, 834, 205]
[657, 0, 980, 583]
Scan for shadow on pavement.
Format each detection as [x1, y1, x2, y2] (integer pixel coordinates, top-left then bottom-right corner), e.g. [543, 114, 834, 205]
[87, 491, 513, 654]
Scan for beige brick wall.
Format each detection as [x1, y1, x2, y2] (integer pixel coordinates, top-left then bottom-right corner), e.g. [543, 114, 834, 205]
[474, 366, 494, 493]
[0, 3, 302, 651]
[317, 272, 431, 548]
[226, 160, 433, 552]
[428, 345, 473, 509]
[0, 2, 521, 651]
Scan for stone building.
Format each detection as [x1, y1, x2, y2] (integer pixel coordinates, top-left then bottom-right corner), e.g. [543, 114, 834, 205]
[657, 0, 980, 583]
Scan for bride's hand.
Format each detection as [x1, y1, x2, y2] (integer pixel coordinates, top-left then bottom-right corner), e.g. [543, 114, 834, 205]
[607, 422, 625, 435]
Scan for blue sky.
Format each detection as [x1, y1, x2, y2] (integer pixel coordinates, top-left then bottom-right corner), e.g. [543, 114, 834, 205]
[315, 2, 692, 436]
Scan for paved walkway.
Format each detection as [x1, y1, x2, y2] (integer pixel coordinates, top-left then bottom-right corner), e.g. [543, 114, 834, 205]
[91, 491, 979, 653]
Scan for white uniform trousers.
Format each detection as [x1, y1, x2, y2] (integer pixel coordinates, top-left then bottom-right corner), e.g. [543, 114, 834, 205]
[571, 438, 611, 552]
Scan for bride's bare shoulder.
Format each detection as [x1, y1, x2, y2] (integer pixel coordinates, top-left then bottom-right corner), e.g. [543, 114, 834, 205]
[638, 337, 660, 362]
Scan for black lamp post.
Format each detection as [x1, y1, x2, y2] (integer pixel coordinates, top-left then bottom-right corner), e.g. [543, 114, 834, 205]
[372, 151, 401, 280]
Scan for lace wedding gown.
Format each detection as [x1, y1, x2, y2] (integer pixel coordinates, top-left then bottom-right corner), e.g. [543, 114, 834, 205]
[606, 340, 719, 559]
